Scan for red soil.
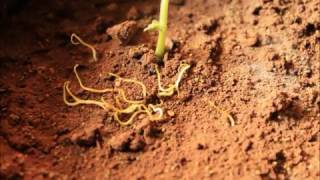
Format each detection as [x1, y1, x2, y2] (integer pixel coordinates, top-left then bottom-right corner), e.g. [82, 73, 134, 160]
[0, 0, 319, 179]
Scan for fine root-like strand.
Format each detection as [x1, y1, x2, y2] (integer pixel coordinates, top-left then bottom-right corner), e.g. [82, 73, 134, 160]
[226, 113, 235, 127]
[147, 104, 163, 121]
[174, 64, 191, 96]
[100, 97, 120, 112]
[64, 61, 176, 126]
[109, 73, 147, 98]
[118, 104, 142, 114]
[70, 33, 97, 61]
[63, 81, 79, 106]
[137, 104, 163, 121]
[74, 64, 116, 93]
[117, 89, 145, 104]
[113, 103, 163, 126]
[113, 110, 145, 126]
[155, 64, 190, 97]
[114, 96, 123, 109]
[157, 85, 175, 97]
[208, 101, 235, 127]
[74, 64, 144, 104]
[63, 81, 109, 110]
[155, 65, 175, 96]
[155, 65, 167, 92]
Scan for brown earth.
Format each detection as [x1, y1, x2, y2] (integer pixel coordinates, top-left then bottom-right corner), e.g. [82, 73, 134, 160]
[0, 0, 319, 179]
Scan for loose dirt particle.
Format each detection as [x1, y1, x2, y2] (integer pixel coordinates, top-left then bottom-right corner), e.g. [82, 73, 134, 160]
[167, 110, 175, 117]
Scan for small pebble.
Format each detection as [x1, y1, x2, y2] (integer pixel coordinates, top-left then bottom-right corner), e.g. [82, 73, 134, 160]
[167, 110, 175, 117]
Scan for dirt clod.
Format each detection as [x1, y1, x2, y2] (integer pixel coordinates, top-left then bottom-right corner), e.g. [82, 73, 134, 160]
[109, 132, 146, 152]
[261, 92, 297, 121]
[109, 131, 133, 152]
[107, 20, 138, 45]
[129, 135, 146, 152]
[196, 18, 218, 34]
[71, 124, 103, 147]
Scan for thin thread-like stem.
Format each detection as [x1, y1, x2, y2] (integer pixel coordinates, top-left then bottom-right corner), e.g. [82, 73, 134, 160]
[71, 33, 97, 61]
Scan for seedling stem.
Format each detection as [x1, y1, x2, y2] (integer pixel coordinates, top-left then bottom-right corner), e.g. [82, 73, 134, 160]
[144, 0, 169, 59]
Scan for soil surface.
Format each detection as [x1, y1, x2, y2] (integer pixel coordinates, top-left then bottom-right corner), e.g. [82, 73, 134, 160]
[0, 0, 319, 179]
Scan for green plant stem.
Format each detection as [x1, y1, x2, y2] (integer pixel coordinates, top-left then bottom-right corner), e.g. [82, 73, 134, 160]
[155, 0, 169, 59]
